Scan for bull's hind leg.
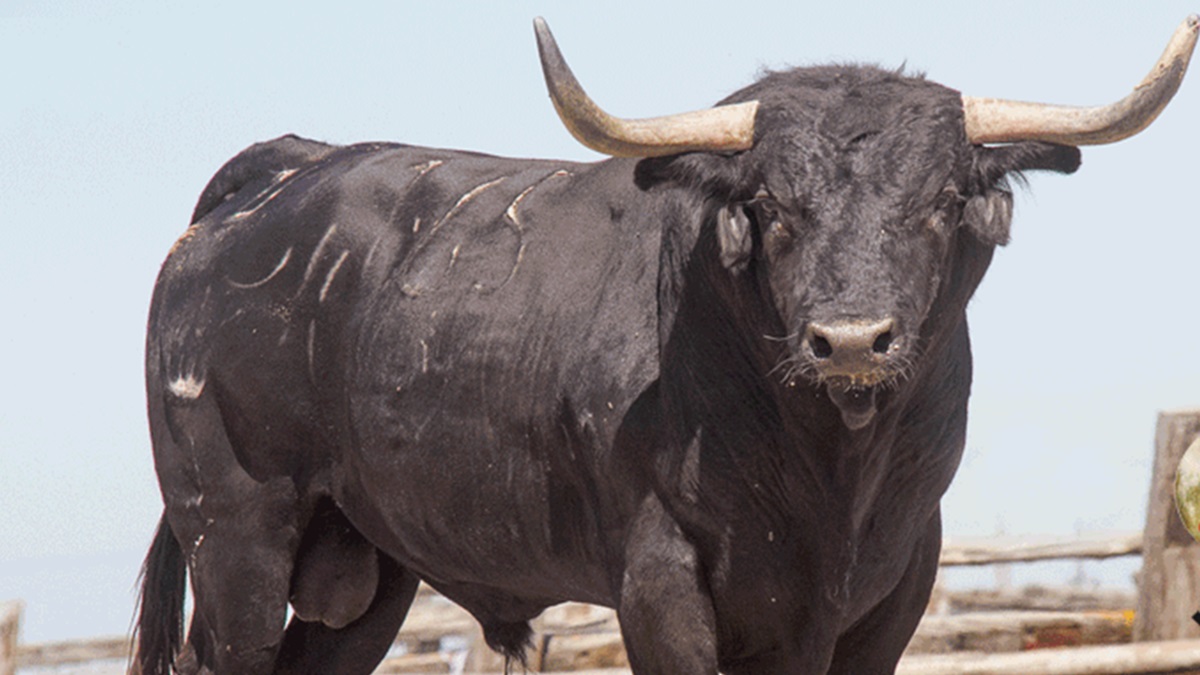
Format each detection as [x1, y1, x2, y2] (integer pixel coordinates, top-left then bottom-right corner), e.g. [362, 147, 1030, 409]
[183, 481, 298, 673]
[168, 474, 300, 674]
[153, 387, 302, 674]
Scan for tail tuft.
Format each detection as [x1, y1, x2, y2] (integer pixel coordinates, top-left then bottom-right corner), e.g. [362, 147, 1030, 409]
[481, 619, 534, 674]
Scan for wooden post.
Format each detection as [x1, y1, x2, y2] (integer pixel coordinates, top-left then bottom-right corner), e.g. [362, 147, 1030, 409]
[1135, 409, 1200, 641]
[0, 600, 21, 675]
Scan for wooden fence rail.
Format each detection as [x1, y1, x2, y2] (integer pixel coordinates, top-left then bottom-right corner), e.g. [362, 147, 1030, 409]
[940, 532, 1144, 566]
[0, 531, 1174, 673]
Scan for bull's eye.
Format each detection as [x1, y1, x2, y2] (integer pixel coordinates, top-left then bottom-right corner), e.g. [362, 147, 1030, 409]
[928, 187, 963, 232]
[755, 198, 781, 222]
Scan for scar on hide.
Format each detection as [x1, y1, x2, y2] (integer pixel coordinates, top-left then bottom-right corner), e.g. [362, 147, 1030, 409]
[361, 236, 384, 273]
[319, 250, 351, 303]
[410, 159, 444, 178]
[168, 227, 198, 256]
[398, 161, 445, 233]
[190, 533, 205, 567]
[228, 169, 300, 221]
[228, 247, 294, 289]
[167, 372, 207, 400]
[300, 224, 339, 291]
[475, 242, 528, 296]
[505, 170, 572, 228]
[472, 170, 570, 295]
[427, 177, 507, 238]
[419, 339, 429, 374]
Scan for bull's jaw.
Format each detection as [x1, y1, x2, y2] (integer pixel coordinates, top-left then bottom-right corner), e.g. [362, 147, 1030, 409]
[826, 383, 878, 430]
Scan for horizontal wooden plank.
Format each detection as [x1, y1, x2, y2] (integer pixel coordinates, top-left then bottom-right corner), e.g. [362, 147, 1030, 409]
[940, 586, 1136, 613]
[897, 638, 1200, 675]
[940, 532, 1143, 566]
[907, 609, 1133, 654]
[17, 636, 129, 668]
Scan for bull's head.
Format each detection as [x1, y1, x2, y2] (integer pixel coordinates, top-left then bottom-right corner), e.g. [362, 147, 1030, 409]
[535, 17, 1197, 430]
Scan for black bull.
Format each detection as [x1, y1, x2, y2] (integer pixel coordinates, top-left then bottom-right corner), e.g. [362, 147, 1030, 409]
[135, 18, 1197, 675]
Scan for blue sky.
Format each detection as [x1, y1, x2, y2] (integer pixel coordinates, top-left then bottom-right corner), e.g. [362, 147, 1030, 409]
[2, 1, 1197, 642]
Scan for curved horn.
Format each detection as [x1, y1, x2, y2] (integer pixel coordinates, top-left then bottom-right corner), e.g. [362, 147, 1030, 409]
[534, 17, 759, 158]
[963, 15, 1199, 145]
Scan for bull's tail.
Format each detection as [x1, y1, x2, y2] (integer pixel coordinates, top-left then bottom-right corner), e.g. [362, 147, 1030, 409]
[131, 514, 186, 675]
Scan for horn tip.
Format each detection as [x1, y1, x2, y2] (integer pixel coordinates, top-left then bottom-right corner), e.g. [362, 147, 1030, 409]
[533, 17, 553, 43]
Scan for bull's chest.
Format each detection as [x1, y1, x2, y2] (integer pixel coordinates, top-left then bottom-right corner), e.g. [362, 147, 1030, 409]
[673, 461, 943, 661]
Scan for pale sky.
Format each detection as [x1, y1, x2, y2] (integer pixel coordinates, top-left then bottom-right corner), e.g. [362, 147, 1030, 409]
[2, 1, 1197, 643]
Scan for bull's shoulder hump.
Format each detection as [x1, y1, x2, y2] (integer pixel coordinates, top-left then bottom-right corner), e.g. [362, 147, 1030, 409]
[190, 135, 343, 224]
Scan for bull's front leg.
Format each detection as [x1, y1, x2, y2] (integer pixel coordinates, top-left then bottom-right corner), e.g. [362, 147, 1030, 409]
[618, 494, 720, 675]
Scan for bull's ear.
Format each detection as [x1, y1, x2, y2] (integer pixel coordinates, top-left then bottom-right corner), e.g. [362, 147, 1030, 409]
[634, 153, 745, 196]
[718, 205, 753, 273]
[963, 190, 1014, 246]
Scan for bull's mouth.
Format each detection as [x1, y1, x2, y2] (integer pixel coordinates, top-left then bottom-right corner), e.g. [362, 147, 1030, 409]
[826, 380, 879, 431]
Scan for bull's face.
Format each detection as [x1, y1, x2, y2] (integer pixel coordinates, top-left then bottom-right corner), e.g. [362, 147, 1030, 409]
[732, 177, 978, 429]
[703, 77, 1078, 428]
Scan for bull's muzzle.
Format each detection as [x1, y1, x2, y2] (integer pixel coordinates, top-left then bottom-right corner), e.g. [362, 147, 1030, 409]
[803, 317, 899, 431]
[804, 317, 897, 385]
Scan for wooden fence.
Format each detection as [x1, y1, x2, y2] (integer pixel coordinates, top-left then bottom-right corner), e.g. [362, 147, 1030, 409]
[0, 533, 1163, 674]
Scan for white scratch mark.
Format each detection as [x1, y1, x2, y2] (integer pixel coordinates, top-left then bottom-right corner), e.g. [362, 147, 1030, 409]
[362, 235, 383, 273]
[191, 533, 206, 567]
[319, 250, 350, 303]
[478, 242, 527, 294]
[228, 247, 293, 289]
[429, 177, 506, 237]
[505, 185, 538, 227]
[302, 224, 338, 287]
[448, 243, 461, 269]
[168, 374, 206, 399]
[412, 217, 422, 234]
[411, 159, 444, 177]
[505, 169, 571, 227]
[229, 170, 299, 220]
[420, 339, 429, 374]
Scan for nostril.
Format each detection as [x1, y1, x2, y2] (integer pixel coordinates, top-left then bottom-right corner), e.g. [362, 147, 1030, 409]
[872, 331, 893, 355]
[811, 335, 833, 359]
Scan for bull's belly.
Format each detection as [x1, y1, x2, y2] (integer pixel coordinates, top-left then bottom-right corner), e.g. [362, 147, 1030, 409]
[332, 429, 619, 609]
